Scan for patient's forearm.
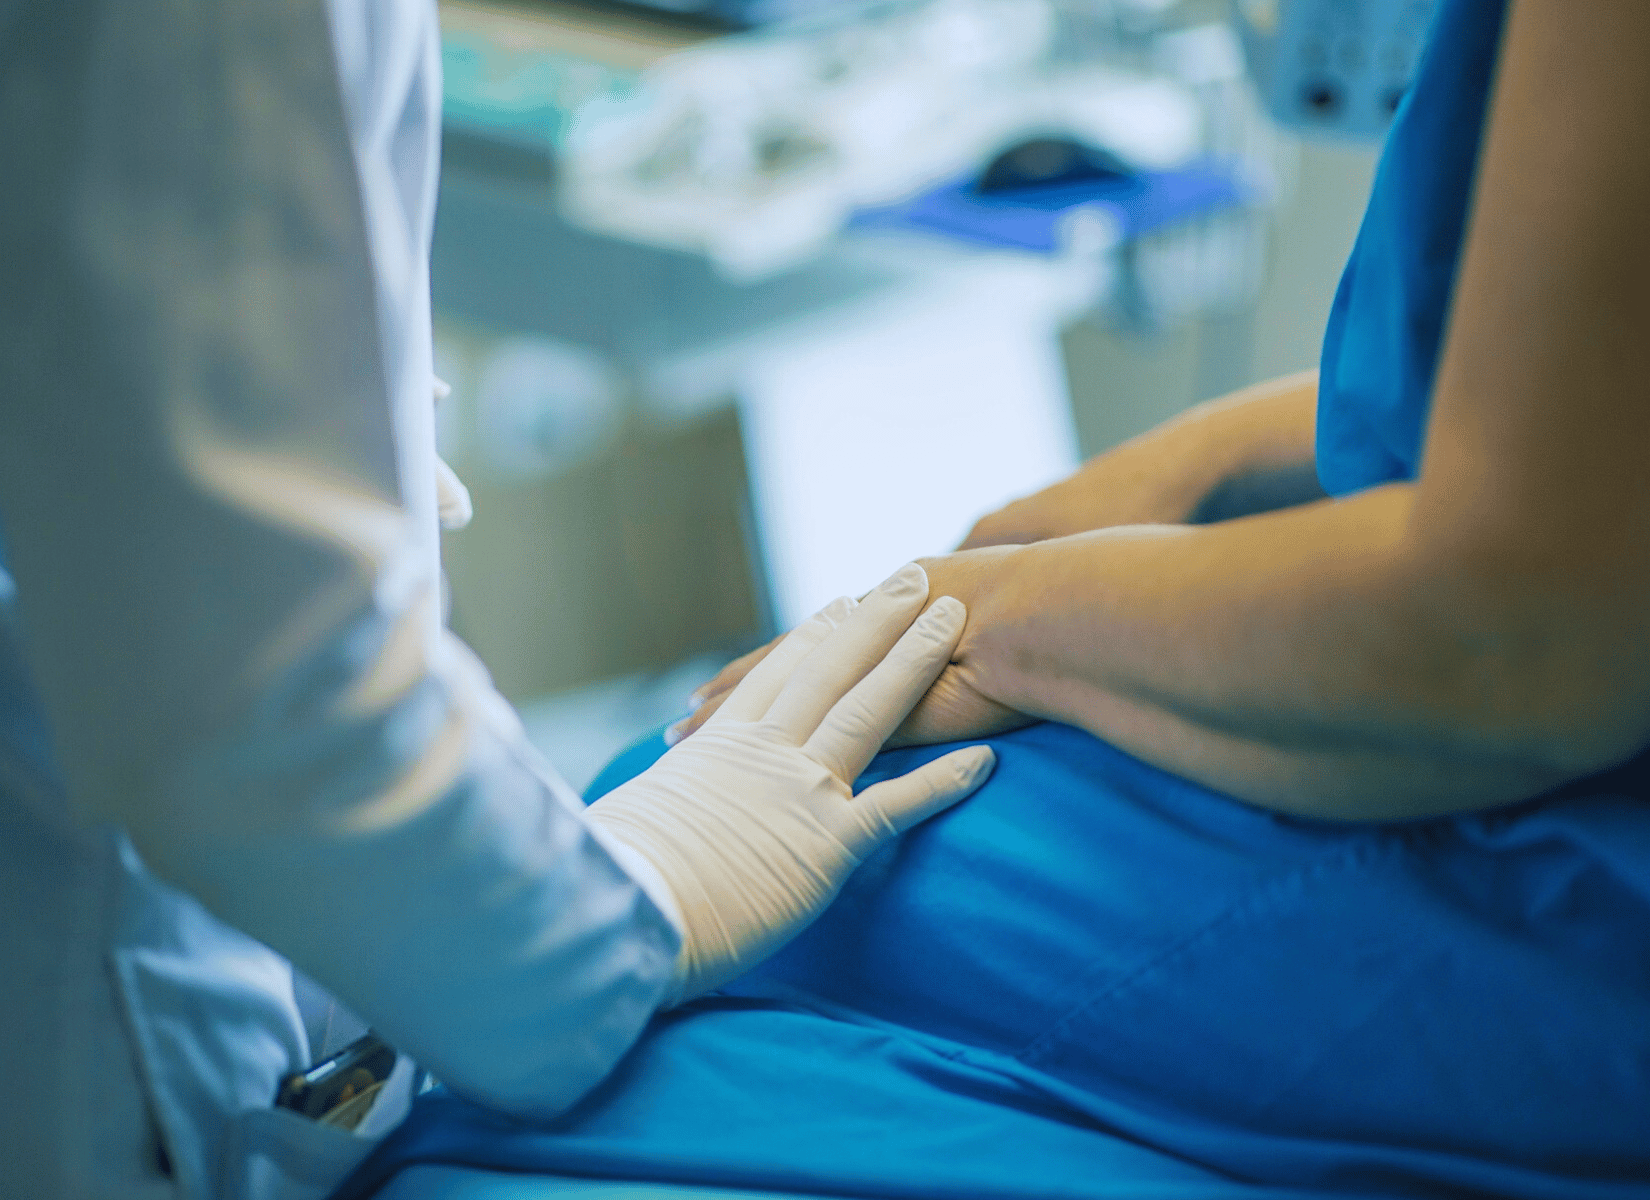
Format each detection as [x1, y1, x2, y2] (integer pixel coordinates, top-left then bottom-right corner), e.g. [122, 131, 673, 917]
[1157, 370, 1321, 516]
[955, 484, 1644, 820]
[960, 372, 1321, 551]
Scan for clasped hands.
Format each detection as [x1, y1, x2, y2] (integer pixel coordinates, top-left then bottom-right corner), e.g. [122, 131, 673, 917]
[670, 375, 1319, 749]
[669, 546, 1030, 750]
[668, 430, 1203, 748]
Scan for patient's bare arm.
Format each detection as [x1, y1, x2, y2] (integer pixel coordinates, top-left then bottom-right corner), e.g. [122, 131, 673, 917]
[909, 1, 1650, 821]
[958, 370, 1319, 550]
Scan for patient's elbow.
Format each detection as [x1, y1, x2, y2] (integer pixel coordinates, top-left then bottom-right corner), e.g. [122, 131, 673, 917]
[1530, 688, 1650, 781]
[1410, 548, 1650, 783]
[1409, 490, 1650, 780]
[1523, 589, 1650, 777]
[1469, 618, 1650, 783]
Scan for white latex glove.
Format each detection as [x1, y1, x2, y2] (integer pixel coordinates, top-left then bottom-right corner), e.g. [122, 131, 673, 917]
[586, 562, 996, 1006]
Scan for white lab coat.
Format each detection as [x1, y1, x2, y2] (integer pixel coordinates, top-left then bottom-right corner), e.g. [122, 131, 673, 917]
[0, 2, 678, 1198]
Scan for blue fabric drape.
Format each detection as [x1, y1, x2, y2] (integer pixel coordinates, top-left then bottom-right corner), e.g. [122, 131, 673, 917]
[338, 723, 1650, 1200]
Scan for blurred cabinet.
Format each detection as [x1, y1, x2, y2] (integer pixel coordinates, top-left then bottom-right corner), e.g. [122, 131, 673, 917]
[436, 338, 764, 699]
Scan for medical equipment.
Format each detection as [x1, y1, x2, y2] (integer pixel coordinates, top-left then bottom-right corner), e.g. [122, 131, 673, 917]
[586, 566, 994, 1002]
[558, 0, 1213, 278]
[1233, 0, 1437, 141]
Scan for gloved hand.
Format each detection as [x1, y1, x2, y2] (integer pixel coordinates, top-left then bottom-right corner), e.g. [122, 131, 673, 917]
[585, 563, 995, 1005]
[666, 553, 1029, 750]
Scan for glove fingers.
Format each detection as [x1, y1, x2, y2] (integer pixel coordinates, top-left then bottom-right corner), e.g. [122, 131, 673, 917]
[848, 745, 996, 854]
[715, 596, 854, 724]
[802, 596, 964, 780]
[762, 563, 929, 742]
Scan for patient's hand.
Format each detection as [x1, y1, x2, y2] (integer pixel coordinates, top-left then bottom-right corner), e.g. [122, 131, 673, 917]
[881, 548, 1033, 746]
[880, 645, 1031, 747]
[678, 375, 1320, 742]
[672, 548, 1033, 748]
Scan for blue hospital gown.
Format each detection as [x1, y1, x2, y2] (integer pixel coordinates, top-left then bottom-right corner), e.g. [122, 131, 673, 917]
[339, 2, 1650, 1197]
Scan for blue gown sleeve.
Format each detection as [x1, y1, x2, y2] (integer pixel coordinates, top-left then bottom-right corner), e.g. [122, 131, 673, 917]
[1314, 0, 1509, 497]
[0, 0, 677, 1119]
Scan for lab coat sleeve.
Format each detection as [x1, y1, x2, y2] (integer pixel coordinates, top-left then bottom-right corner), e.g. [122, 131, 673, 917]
[0, 0, 678, 1118]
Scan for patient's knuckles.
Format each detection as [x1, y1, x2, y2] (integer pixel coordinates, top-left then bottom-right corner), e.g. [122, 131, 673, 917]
[682, 689, 735, 736]
[714, 658, 750, 686]
[696, 676, 735, 707]
[688, 699, 724, 732]
[693, 668, 743, 708]
[710, 668, 748, 698]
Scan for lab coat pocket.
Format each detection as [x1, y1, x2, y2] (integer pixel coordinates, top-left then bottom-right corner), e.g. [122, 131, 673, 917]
[218, 1052, 418, 1200]
[217, 1104, 380, 1200]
